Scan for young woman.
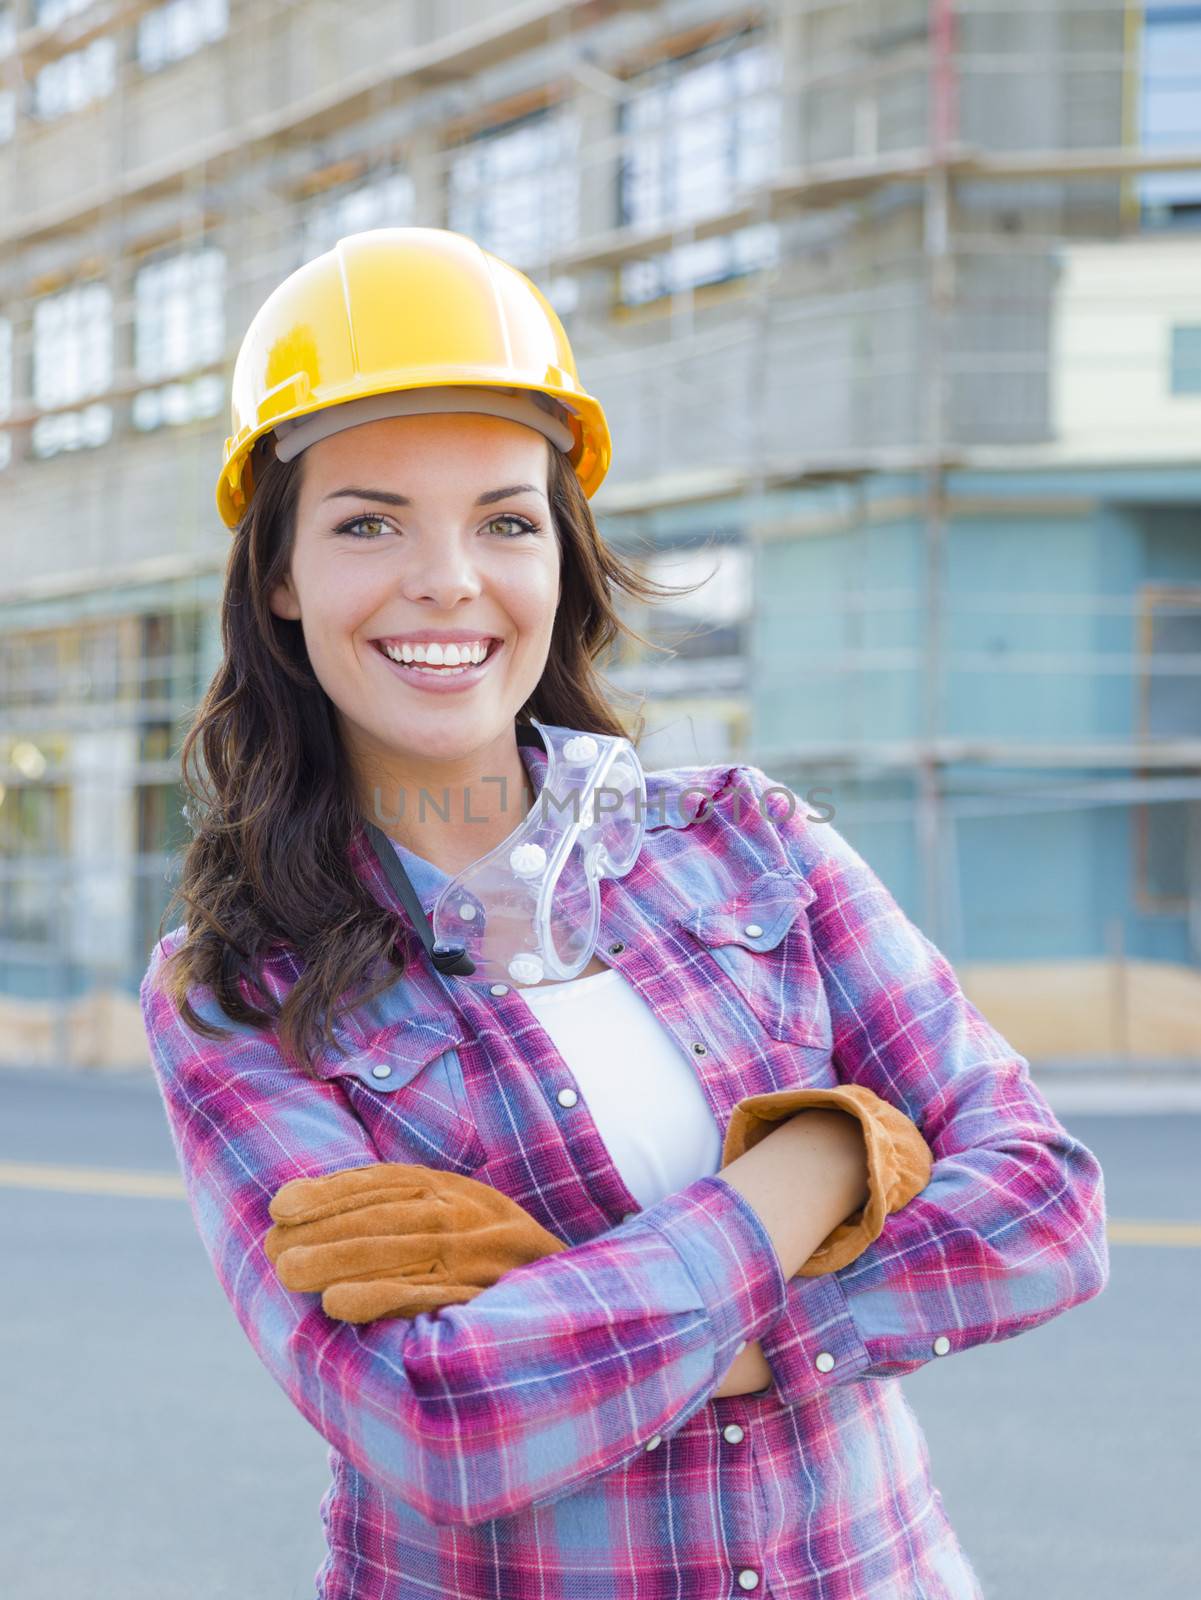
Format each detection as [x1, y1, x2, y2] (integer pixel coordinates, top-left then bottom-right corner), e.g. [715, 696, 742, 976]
[142, 227, 1109, 1599]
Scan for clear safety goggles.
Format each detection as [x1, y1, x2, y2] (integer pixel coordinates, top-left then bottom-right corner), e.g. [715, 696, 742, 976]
[428, 720, 646, 986]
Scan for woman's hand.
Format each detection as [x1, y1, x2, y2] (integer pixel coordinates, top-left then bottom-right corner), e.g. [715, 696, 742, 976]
[264, 1162, 566, 1322]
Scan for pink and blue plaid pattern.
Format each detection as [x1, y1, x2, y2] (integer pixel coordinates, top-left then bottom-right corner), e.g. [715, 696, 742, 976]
[141, 747, 1109, 1597]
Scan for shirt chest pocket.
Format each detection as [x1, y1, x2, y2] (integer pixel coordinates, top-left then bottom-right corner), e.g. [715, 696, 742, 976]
[678, 868, 832, 1049]
[315, 1010, 484, 1174]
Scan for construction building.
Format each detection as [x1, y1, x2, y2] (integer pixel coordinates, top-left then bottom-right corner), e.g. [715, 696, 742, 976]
[0, 0, 1199, 1069]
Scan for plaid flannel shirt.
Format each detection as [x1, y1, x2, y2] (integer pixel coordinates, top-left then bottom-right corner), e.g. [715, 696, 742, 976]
[140, 741, 1109, 1598]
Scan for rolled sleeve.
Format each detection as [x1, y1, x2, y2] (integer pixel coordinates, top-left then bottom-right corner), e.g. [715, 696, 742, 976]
[639, 1171, 790, 1370]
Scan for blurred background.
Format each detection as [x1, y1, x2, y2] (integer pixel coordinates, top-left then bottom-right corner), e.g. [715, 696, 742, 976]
[3, 8, 1199, 1598]
[0, 0, 1198, 1083]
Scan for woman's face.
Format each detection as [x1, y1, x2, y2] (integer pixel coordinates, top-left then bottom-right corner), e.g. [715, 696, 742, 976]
[270, 411, 560, 785]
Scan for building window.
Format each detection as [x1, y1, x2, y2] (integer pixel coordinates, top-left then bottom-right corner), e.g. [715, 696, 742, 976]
[32, 282, 113, 457]
[617, 37, 781, 306]
[638, 539, 750, 661]
[4, 634, 62, 707]
[131, 247, 225, 431]
[611, 534, 751, 767]
[300, 169, 415, 264]
[1169, 324, 1201, 393]
[1139, 2, 1201, 223]
[136, 608, 201, 707]
[136, 781, 191, 856]
[32, 36, 116, 121]
[447, 109, 580, 313]
[1142, 587, 1201, 740]
[0, 782, 70, 948]
[1140, 796, 1201, 909]
[137, 0, 228, 75]
[612, 534, 750, 691]
[1136, 585, 1201, 911]
[74, 624, 122, 703]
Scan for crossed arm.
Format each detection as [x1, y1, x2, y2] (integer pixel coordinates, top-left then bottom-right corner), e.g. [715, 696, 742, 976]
[265, 1104, 876, 1401]
[712, 1108, 870, 1396]
[146, 771, 1107, 1522]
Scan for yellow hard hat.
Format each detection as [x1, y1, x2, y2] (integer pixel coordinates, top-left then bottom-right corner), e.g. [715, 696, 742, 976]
[216, 227, 611, 529]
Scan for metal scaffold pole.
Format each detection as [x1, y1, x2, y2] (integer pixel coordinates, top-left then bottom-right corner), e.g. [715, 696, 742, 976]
[918, 0, 958, 950]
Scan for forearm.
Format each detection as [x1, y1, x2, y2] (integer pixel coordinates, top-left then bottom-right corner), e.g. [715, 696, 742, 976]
[720, 1108, 870, 1276]
[712, 1110, 869, 1398]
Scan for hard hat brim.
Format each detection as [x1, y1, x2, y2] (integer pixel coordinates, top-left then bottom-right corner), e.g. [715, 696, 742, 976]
[218, 372, 610, 528]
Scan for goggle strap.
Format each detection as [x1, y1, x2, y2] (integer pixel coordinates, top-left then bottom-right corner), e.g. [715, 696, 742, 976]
[362, 819, 475, 977]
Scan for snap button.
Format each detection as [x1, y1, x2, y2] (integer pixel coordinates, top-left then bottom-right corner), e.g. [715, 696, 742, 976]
[734, 1339, 747, 1355]
[608, 941, 626, 955]
[691, 1041, 707, 1056]
[489, 983, 509, 996]
[722, 1423, 745, 1444]
[743, 922, 764, 938]
[815, 1351, 835, 1373]
[737, 1571, 760, 1591]
[622, 1210, 638, 1222]
[370, 1064, 393, 1080]
[557, 1087, 579, 1108]
[933, 1335, 951, 1356]
[645, 1433, 662, 1451]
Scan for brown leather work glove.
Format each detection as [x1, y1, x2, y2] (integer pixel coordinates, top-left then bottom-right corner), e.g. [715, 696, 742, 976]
[264, 1162, 567, 1323]
[720, 1084, 934, 1276]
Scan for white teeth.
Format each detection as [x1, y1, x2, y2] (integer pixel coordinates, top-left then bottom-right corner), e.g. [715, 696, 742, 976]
[378, 639, 493, 670]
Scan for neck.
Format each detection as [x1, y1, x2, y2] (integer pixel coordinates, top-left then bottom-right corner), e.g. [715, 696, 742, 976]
[356, 728, 536, 875]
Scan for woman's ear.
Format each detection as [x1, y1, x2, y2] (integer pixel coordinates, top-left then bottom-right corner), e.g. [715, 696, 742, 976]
[268, 575, 301, 622]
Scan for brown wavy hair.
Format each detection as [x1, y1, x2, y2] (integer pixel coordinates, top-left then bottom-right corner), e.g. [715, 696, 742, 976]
[155, 433, 704, 1076]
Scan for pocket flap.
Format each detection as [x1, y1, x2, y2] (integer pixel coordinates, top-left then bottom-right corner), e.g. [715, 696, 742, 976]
[315, 1009, 468, 1094]
[680, 869, 816, 952]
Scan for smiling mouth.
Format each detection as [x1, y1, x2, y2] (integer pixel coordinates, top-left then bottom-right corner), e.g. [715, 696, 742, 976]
[370, 638, 502, 675]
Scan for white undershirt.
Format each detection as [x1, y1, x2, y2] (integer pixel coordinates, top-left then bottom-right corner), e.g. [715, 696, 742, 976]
[517, 966, 723, 1211]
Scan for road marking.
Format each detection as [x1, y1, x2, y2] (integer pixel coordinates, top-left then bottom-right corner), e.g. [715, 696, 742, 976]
[1105, 1220, 1201, 1247]
[1, 1160, 1200, 1244]
[0, 1160, 185, 1199]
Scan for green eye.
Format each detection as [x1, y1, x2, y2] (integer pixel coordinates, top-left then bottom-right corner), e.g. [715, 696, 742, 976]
[336, 515, 390, 540]
[487, 515, 539, 538]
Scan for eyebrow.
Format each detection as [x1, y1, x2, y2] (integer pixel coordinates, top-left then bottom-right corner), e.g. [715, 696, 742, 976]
[321, 483, 547, 508]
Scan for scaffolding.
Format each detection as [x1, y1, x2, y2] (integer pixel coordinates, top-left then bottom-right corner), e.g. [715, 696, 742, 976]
[0, 0, 1199, 1064]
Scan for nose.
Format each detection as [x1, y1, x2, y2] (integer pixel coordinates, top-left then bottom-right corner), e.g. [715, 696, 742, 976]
[397, 532, 483, 609]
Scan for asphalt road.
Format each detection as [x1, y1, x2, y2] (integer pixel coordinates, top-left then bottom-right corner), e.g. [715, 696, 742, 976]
[1, 1070, 1197, 1599]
